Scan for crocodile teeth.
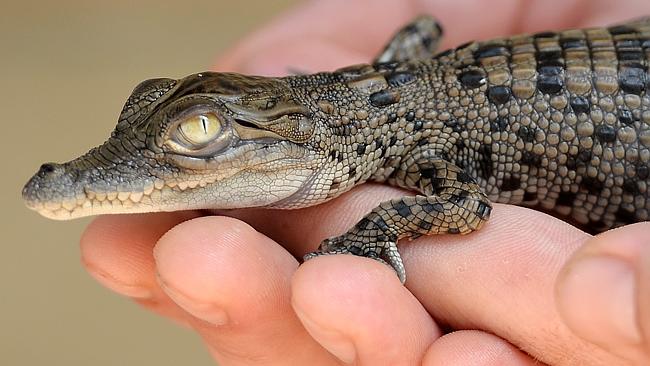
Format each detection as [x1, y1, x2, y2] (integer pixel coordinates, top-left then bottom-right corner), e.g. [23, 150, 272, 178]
[117, 191, 130, 202]
[154, 179, 165, 190]
[95, 192, 107, 202]
[143, 182, 154, 195]
[130, 192, 143, 203]
[62, 199, 76, 211]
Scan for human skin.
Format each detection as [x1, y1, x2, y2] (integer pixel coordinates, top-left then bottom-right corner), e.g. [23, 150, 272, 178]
[80, 0, 650, 365]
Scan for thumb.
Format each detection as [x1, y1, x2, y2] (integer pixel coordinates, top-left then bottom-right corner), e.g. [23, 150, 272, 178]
[556, 222, 650, 364]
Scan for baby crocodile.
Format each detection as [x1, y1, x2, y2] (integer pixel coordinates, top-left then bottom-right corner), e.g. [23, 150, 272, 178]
[23, 16, 650, 283]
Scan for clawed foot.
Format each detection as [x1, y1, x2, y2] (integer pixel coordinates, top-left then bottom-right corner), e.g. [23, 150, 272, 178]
[304, 235, 407, 283]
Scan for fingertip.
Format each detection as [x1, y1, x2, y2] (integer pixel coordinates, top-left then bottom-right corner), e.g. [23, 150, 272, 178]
[292, 255, 439, 364]
[556, 223, 650, 362]
[80, 212, 197, 298]
[423, 330, 540, 366]
[154, 216, 338, 364]
[154, 215, 298, 326]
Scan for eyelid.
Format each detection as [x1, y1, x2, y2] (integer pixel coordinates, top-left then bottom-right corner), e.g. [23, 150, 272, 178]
[170, 102, 215, 122]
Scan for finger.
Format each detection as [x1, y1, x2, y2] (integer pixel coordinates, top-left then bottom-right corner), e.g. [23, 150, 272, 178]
[401, 204, 628, 365]
[214, 183, 408, 256]
[574, 0, 650, 26]
[292, 255, 440, 364]
[215, 0, 650, 75]
[556, 223, 650, 364]
[215, 0, 418, 73]
[423, 330, 543, 365]
[80, 212, 201, 324]
[215, 0, 522, 74]
[154, 216, 339, 365]
[514, 0, 648, 32]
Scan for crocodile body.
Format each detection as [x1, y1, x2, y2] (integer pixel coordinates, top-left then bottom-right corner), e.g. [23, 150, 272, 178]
[23, 16, 650, 282]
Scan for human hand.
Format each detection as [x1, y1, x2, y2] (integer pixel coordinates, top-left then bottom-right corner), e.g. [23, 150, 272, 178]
[81, 0, 650, 364]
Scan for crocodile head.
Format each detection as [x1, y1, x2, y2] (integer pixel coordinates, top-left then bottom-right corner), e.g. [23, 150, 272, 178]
[23, 72, 322, 220]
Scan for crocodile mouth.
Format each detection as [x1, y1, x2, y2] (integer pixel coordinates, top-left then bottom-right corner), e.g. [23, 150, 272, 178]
[23, 151, 313, 220]
[22, 165, 216, 220]
[23, 180, 160, 220]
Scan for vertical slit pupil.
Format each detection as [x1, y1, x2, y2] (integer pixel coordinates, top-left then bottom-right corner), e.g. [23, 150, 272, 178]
[200, 115, 209, 134]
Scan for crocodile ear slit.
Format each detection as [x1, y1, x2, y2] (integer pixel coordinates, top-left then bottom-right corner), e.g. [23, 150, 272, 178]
[223, 100, 311, 121]
[223, 100, 315, 142]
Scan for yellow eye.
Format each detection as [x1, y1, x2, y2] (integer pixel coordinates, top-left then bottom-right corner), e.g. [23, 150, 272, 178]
[177, 113, 221, 146]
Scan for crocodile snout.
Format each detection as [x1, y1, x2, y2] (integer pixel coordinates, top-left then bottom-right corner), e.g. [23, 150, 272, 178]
[23, 161, 88, 219]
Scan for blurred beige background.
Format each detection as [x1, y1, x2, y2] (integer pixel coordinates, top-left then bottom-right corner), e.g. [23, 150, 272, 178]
[1, 1, 299, 364]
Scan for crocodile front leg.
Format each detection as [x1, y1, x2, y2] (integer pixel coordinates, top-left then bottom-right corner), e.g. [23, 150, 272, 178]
[305, 156, 492, 283]
[305, 16, 490, 283]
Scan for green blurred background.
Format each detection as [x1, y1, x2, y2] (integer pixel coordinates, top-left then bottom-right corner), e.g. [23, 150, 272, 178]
[1, 1, 299, 364]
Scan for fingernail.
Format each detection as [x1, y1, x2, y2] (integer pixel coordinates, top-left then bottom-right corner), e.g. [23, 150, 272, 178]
[158, 278, 229, 326]
[295, 308, 357, 364]
[85, 266, 153, 299]
[116, 284, 154, 299]
[557, 255, 641, 345]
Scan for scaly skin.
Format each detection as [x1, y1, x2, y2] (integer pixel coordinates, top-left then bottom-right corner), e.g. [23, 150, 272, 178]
[23, 16, 650, 282]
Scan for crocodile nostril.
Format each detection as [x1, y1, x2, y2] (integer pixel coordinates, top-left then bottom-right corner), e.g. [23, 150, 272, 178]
[39, 163, 57, 174]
